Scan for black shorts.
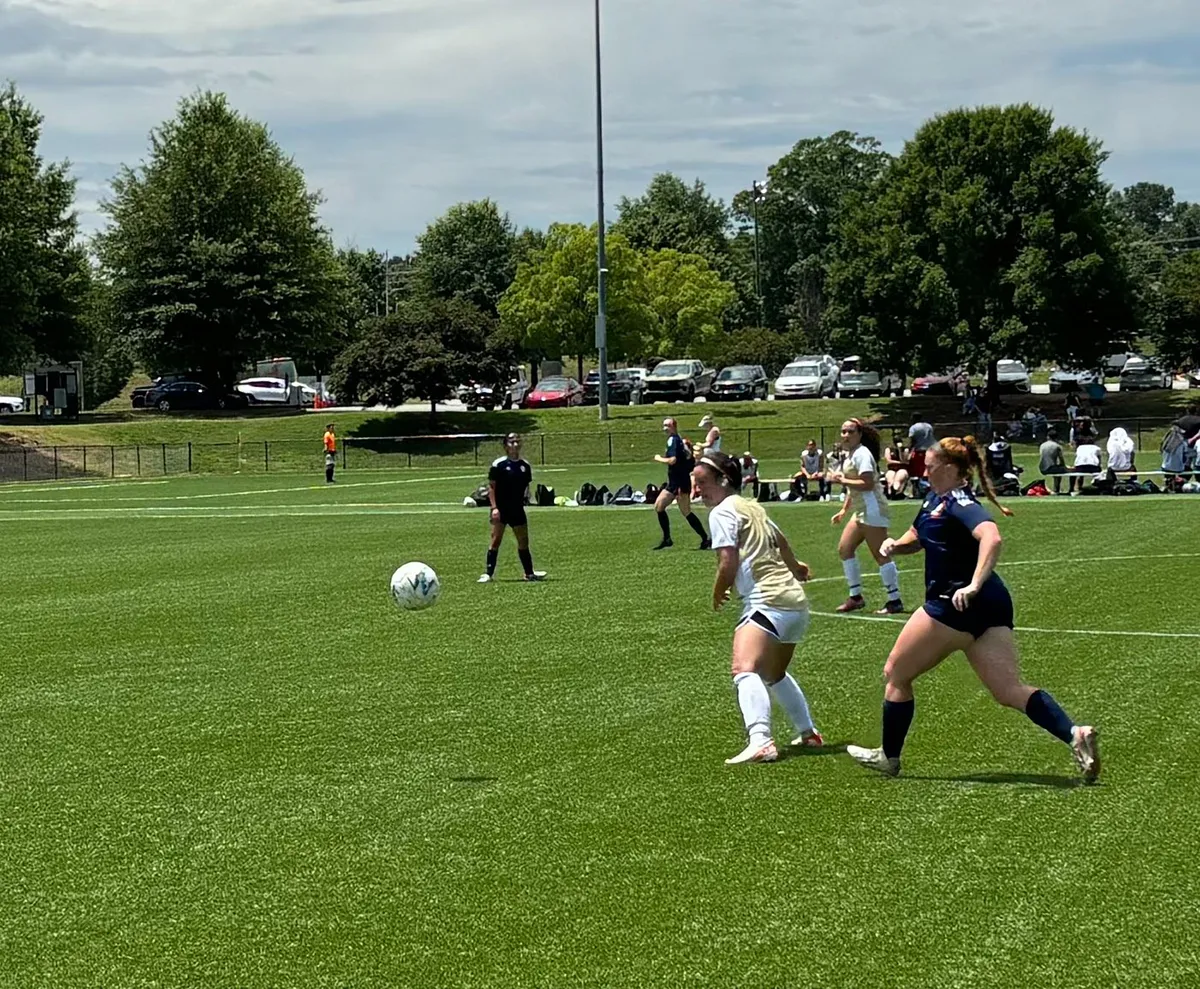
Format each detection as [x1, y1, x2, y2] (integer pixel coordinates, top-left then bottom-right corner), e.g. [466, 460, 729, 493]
[922, 576, 1014, 640]
[664, 475, 692, 495]
[494, 505, 528, 527]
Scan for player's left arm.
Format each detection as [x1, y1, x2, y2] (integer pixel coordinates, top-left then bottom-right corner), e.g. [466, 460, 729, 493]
[772, 525, 810, 582]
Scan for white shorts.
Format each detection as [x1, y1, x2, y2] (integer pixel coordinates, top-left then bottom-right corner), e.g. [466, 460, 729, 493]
[854, 507, 889, 529]
[736, 607, 810, 644]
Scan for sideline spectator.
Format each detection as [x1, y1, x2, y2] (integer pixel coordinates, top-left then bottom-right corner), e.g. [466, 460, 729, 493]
[908, 413, 935, 452]
[323, 422, 337, 483]
[1039, 428, 1067, 494]
[740, 451, 760, 499]
[792, 440, 830, 501]
[1161, 426, 1189, 485]
[1070, 437, 1102, 494]
[1106, 427, 1136, 474]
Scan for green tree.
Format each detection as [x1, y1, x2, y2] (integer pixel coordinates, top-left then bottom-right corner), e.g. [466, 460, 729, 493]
[730, 132, 891, 338]
[642, 249, 737, 360]
[1152, 251, 1200, 369]
[329, 297, 509, 421]
[96, 91, 347, 385]
[615, 174, 730, 267]
[1111, 182, 1177, 238]
[0, 83, 90, 371]
[78, 275, 134, 407]
[827, 104, 1136, 390]
[709, 326, 798, 377]
[412, 200, 517, 316]
[498, 223, 654, 380]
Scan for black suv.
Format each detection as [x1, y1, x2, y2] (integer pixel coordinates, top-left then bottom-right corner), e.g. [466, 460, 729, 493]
[583, 368, 642, 405]
[709, 364, 768, 401]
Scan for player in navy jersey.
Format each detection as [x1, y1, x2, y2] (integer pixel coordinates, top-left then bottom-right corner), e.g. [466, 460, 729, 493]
[846, 436, 1100, 781]
[478, 434, 546, 583]
[652, 417, 710, 550]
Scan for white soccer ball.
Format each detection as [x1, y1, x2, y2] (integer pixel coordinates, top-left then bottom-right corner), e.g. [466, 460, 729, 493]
[390, 562, 441, 611]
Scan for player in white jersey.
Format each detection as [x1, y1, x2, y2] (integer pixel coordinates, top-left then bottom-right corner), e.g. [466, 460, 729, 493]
[692, 451, 824, 765]
[829, 418, 904, 615]
[698, 414, 722, 455]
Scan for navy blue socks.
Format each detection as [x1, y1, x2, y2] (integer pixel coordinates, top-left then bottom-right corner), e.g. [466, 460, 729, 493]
[1025, 689, 1075, 744]
[882, 699, 915, 760]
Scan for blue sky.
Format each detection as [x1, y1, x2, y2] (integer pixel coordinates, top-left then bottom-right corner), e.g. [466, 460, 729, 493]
[5, 0, 1200, 255]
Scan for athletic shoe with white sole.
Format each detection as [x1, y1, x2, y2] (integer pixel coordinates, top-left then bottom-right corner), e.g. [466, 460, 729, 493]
[846, 744, 901, 777]
[790, 730, 825, 748]
[724, 739, 778, 765]
[477, 573, 493, 583]
[523, 571, 547, 582]
[1071, 725, 1101, 782]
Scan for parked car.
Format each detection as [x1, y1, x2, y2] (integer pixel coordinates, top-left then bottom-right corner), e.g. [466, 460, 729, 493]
[0, 394, 24, 413]
[236, 377, 314, 405]
[642, 359, 716, 402]
[524, 376, 584, 408]
[911, 368, 969, 396]
[458, 368, 530, 411]
[709, 364, 769, 401]
[1049, 367, 1104, 393]
[1188, 368, 1200, 388]
[995, 359, 1033, 393]
[1118, 358, 1171, 391]
[144, 380, 249, 412]
[836, 356, 905, 397]
[626, 367, 648, 391]
[131, 371, 215, 408]
[583, 368, 643, 405]
[774, 356, 838, 399]
[1105, 349, 1140, 374]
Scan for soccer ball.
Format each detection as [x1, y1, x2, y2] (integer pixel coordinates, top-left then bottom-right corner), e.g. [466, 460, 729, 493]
[390, 562, 441, 611]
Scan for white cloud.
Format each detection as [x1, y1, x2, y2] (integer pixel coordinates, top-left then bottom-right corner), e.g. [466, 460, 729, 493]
[5, 0, 1200, 250]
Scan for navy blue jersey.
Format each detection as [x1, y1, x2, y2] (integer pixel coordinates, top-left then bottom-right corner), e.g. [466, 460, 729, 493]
[913, 486, 998, 599]
[665, 434, 691, 477]
[489, 456, 532, 507]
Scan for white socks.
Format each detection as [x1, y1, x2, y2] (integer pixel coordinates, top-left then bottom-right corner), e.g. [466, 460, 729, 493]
[769, 673, 815, 734]
[733, 672, 772, 746]
[842, 558, 863, 597]
[879, 561, 901, 602]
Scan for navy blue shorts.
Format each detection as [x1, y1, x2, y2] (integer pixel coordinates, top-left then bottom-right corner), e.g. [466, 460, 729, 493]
[664, 475, 692, 495]
[922, 577, 1014, 639]
[494, 505, 528, 528]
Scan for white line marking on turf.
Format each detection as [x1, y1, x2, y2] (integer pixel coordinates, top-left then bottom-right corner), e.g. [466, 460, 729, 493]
[809, 610, 1200, 639]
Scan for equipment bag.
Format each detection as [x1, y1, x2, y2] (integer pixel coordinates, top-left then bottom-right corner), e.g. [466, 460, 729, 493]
[471, 484, 490, 507]
[535, 483, 556, 507]
[612, 484, 635, 504]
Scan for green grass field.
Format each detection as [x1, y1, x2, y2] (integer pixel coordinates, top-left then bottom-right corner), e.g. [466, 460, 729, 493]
[2, 470, 1198, 988]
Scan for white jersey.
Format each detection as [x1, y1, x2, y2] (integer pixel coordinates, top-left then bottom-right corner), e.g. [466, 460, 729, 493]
[708, 495, 808, 614]
[801, 449, 823, 474]
[704, 427, 722, 453]
[842, 445, 888, 523]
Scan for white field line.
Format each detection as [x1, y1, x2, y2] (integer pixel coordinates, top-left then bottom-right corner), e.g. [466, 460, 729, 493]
[808, 610, 1200, 640]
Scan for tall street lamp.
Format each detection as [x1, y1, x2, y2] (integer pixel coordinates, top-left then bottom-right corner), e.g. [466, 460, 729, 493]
[751, 179, 767, 327]
[594, 0, 609, 421]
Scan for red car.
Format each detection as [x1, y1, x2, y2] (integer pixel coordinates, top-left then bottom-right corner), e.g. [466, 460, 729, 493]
[912, 368, 968, 396]
[524, 376, 584, 408]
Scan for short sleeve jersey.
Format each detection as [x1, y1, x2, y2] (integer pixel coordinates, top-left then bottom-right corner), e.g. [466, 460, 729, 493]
[665, 434, 690, 478]
[913, 487, 995, 599]
[908, 421, 935, 452]
[801, 449, 823, 474]
[843, 445, 887, 518]
[488, 456, 532, 507]
[708, 495, 807, 613]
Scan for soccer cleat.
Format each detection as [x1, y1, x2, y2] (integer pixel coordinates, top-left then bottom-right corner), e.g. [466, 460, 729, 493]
[1071, 725, 1101, 782]
[653, 539, 674, 550]
[477, 573, 493, 583]
[836, 595, 866, 613]
[724, 739, 778, 765]
[876, 600, 906, 615]
[698, 538, 712, 550]
[790, 730, 825, 748]
[523, 571, 547, 582]
[846, 744, 901, 777]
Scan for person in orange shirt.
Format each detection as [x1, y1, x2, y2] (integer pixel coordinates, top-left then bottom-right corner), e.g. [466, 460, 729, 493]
[323, 423, 336, 483]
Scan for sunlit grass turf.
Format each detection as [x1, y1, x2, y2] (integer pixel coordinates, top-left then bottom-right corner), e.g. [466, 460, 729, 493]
[2, 472, 1198, 988]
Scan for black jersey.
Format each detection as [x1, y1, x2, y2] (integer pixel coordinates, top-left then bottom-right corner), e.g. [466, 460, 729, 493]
[912, 486, 1000, 599]
[489, 456, 532, 506]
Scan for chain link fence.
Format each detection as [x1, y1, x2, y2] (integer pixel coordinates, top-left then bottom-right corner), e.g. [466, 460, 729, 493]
[0, 417, 1183, 484]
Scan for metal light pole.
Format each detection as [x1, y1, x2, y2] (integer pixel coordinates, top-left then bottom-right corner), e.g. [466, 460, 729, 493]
[751, 180, 766, 327]
[594, 0, 609, 421]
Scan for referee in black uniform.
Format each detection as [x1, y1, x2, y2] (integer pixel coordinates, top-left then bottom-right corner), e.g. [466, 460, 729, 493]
[478, 433, 547, 583]
[653, 417, 710, 550]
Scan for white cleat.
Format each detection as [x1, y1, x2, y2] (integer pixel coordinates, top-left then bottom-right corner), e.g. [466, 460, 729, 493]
[523, 571, 548, 582]
[846, 744, 901, 777]
[724, 739, 778, 765]
[1071, 726, 1101, 782]
[477, 573, 493, 583]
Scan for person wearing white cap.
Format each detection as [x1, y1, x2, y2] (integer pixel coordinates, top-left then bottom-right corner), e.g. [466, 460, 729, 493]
[653, 417, 710, 550]
[699, 414, 722, 456]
